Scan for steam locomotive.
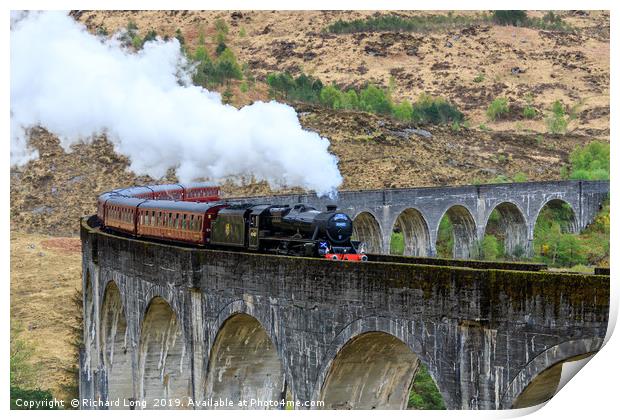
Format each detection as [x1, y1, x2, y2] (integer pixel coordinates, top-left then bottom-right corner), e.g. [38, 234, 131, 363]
[96, 182, 367, 261]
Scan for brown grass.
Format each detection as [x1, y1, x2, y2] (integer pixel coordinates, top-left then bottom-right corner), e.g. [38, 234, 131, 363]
[10, 231, 82, 399]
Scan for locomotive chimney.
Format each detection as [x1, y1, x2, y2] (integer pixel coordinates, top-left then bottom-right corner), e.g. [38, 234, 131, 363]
[326, 205, 337, 212]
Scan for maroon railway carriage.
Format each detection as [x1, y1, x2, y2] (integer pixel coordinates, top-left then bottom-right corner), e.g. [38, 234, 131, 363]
[136, 200, 227, 245]
[103, 196, 145, 235]
[182, 182, 220, 202]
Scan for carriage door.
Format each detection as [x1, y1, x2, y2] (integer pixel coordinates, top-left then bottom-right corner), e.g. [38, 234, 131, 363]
[248, 215, 259, 250]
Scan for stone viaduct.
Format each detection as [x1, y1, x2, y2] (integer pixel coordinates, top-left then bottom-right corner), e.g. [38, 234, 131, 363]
[231, 180, 609, 258]
[79, 181, 610, 410]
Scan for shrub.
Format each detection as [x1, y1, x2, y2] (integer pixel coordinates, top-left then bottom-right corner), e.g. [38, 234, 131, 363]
[215, 18, 229, 36]
[192, 46, 243, 88]
[546, 100, 569, 134]
[568, 141, 610, 180]
[175, 29, 185, 45]
[486, 98, 509, 121]
[412, 94, 463, 124]
[481, 234, 503, 260]
[215, 41, 227, 56]
[408, 364, 446, 409]
[339, 89, 360, 110]
[319, 85, 342, 108]
[390, 231, 405, 255]
[492, 10, 528, 26]
[512, 172, 528, 182]
[142, 29, 158, 44]
[96, 26, 108, 37]
[359, 84, 392, 115]
[10, 323, 37, 388]
[491, 174, 510, 183]
[435, 216, 454, 258]
[222, 87, 233, 104]
[522, 105, 537, 119]
[393, 100, 413, 121]
[215, 48, 243, 81]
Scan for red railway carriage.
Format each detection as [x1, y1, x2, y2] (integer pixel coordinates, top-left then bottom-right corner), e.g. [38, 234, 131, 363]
[103, 196, 145, 235]
[114, 186, 155, 200]
[136, 200, 228, 245]
[97, 192, 120, 222]
[182, 182, 220, 202]
[149, 184, 185, 201]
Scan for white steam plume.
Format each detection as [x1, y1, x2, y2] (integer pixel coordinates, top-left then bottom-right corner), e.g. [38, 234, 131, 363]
[10, 11, 343, 196]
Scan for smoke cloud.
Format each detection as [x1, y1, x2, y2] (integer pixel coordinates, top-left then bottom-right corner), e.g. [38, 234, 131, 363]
[10, 11, 343, 196]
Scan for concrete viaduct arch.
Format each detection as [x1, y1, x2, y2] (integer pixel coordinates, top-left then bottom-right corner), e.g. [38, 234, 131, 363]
[79, 180, 609, 410]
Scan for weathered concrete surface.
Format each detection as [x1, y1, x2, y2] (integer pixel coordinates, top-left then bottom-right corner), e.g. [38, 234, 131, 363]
[231, 180, 610, 257]
[80, 216, 609, 410]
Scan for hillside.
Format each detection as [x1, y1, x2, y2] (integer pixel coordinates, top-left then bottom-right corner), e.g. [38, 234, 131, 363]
[74, 10, 609, 136]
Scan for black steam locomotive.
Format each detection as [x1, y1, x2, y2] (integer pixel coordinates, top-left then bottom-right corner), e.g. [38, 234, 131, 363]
[210, 203, 367, 260]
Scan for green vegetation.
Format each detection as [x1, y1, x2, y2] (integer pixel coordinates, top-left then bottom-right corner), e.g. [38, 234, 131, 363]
[522, 94, 537, 119]
[191, 44, 243, 89]
[479, 234, 503, 261]
[522, 105, 537, 119]
[327, 13, 489, 34]
[390, 230, 405, 255]
[267, 72, 324, 102]
[10, 322, 57, 409]
[546, 100, 571, 134]
[492, 11, 527, 26]
[214, 18, 229, 56]
[533, 202, 585, 267]
[435, 217, 454, 258]
[492, 10, 573, 31]
[486, 97, 509, 121]
[408, 364, 446, 410]
[568, 141, 609, 180]
[175, 28, 185, 46]
[326, 11, 572, 34]
[95, 25, 108, 37]
[473, 73, 485, 83]
[266, 71, 463, 125]
[60, 289, 83, 404]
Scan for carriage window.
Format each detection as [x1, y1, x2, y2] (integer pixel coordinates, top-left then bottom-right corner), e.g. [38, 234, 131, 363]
[182, 214, 187, 230]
